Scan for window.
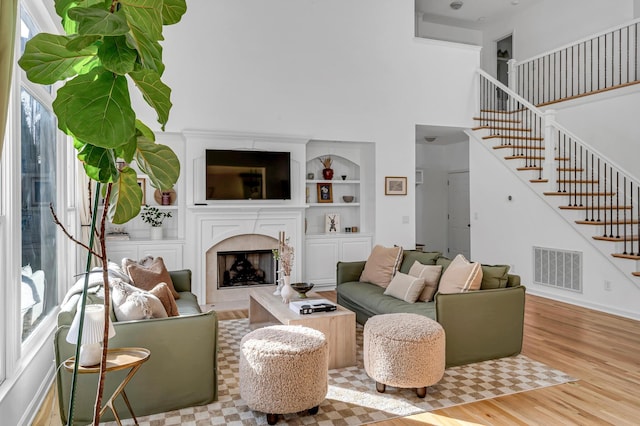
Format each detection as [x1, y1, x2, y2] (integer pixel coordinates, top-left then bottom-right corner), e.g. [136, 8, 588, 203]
[17, 6, 59, 342]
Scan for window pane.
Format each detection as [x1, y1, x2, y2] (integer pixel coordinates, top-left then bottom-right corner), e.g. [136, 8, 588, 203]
[20, 89, 57, 341]
[20, 8, 51, 93]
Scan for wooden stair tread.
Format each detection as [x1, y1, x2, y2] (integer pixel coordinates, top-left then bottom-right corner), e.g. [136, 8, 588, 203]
[473, 117, 521, 123]
[545, 192, 614, 196]
[475, 126, 532, 132]
[560, 205, 632, 210]
[505, 155, 544, 160]
[480, 108, 527, 114]
[612, 253, 640, 260]
[483, 135, 544, 141]
[530, 179, 549, 183]
[557, 179, 599, 184]
[518, 166, 543, 171]
[576, 219, 639, 225]
[557, 168, 584, 172]
[633, 272, 640, 277]
[593, 235, 639, 242]
[494, 145, 545, 150]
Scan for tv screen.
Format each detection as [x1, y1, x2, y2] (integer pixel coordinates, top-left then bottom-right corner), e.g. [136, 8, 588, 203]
[205, 149, 291, 200]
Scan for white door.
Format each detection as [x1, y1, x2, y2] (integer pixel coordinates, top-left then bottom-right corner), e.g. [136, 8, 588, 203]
[447, 171, 470, 259]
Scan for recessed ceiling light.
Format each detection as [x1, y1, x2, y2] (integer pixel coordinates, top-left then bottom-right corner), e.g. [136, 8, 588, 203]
[424, 137, 437, 143]
[511, 0, 520, 5]
[450, 1, 463, 10]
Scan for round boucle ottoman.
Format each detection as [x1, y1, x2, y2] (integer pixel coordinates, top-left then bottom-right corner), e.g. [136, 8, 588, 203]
[364, 313, 445, 398]
[239, 325, 328, 425]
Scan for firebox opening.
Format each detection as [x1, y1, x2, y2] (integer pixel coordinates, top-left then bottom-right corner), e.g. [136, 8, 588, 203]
[217, 249, 276, 289]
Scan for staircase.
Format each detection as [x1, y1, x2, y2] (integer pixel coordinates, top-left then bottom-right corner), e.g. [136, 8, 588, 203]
[472, 70, 640, 280]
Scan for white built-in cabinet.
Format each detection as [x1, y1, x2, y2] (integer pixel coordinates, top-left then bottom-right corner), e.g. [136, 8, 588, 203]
[106, 240, 184, 270]
[303, 140, 375, 287]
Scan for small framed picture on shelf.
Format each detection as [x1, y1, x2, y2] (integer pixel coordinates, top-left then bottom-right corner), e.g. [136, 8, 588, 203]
[137, 177, 146, 205]
[317, 183, 333, 203]
[385, 176, 407, 195]
[325, 213, 340, 233]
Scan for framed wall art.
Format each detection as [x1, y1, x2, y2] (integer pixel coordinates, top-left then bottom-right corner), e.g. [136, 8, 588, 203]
[325, 213, 340, 233]
[385, 176, 407, 195]
[317, 182, 333, 203]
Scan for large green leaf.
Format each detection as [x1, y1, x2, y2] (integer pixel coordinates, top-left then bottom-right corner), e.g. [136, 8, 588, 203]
[53, 68, 136, 148]
[129, 70, 172, 129]
[65, 34, 101, 51]
[55, 0, 107, 33]
[68, 7, 130, 36]
[162, 0, 187, 25]
[135, 141, 180, 191]
[120, 0, 163, 41]
[135, 119, 156, 142]
[18, 34, 97, 85]
[116, 134, 138, 163]
[99, 36, 137, 74]
[76, 140, 119, 182]
[108, 167, 143, 224]
[126, 24, 165, 74]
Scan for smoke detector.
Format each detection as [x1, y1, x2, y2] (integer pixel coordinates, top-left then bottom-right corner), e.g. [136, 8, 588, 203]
[450, 1, 463, 10]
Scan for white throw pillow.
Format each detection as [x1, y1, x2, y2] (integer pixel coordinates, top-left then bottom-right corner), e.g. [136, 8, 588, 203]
[383, 272, 427, 303]
[408, 261, 443, 302]
[438, 254, 483, 294]
[111, 280, 168, 321]
[359, 245, 404, 288]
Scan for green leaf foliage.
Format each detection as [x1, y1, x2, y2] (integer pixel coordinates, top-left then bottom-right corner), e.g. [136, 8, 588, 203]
[67, 7, 130, 36]
[108, 167, 143, 224]
[53, 67, 136, 148]
[135, 140, 180, 191]
[129, 70, 171, 129]
[98, 36, 137, 74]
[21, 0, 186, 224]
[18, 33, 97, 85]
[162, 0, 187, 25]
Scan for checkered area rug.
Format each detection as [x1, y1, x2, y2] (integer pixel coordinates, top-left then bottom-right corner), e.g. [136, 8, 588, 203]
[125, 319, 575, 425]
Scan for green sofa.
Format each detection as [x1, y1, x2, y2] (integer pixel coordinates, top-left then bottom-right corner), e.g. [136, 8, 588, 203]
[336, 251, 526, 367]
[54, 269, 218, 424]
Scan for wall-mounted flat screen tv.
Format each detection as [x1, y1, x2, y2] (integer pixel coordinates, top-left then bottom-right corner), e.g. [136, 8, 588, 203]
[205, 149, 291, 200]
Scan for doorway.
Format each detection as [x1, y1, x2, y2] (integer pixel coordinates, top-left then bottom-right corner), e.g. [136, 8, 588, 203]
[447, 171, 470, 259]
[496, 34, 512, 110]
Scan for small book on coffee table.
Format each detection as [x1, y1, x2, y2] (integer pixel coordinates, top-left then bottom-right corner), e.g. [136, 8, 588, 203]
[289, 299, 337, 315]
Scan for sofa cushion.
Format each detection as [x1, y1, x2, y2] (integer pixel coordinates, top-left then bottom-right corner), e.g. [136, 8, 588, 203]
[399, 250, 441, 273]
[438, 254, 483, 293]
[480, 264, 511, 289]
[338, 281, 436, 319]
[436, 256, 453, 271]
[175, 292, 203, 315]
[383, 272, 426, 303]
[127, 257, 180, 299]
[112, 281, 168, 321]
[407, 261, 443, 302]
[149, 282, 180, 316]
[359, 245, 403, 288]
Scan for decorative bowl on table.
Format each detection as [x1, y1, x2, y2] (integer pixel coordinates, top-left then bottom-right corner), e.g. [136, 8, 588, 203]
[342, 195, 354, 203]
[290, 282, 314, 298]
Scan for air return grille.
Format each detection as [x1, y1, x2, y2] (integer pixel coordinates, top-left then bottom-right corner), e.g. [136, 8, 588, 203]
[533, 246, 582, 292]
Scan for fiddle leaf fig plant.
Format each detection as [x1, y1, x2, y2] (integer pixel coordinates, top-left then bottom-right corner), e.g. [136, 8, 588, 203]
[18, 1, 187, 424]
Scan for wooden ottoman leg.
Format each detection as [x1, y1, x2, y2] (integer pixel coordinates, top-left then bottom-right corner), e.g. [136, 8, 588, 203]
[416, 387, 427, 398]
[308, 405, 319, 415]
[376, 382, 386, 393]
[267, 413, 278, 425]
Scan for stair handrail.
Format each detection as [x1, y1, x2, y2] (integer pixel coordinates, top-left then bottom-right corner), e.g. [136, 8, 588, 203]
[477, 68, 542, 115]
[512, 17, 640, 68]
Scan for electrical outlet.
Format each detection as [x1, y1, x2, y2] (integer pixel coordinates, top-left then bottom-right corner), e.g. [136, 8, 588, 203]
[604, 280, 612, 291]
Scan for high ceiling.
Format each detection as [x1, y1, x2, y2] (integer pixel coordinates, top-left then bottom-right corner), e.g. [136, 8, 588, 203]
[415, 0, 541, 27]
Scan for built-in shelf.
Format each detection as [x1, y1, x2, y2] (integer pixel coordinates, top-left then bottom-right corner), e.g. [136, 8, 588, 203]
[306, 180, 360, 184]
[307, 203, 360, 207]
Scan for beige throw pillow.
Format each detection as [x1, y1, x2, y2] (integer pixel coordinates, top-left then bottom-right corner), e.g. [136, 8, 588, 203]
[127, 257, 180, 299]
[408, 261, 443, 302]
[438, 254, 483, 294]
[111, 280, 168, 321]
[149, 282, 180, 317]
[383, 272, 426, 303]
[359, 245, 404, 288]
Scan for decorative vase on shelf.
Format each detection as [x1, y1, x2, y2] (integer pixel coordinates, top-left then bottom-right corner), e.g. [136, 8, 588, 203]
[322, 168, 334, 180]
[280, 276, 294, 303]
[150, 226, 163, 240]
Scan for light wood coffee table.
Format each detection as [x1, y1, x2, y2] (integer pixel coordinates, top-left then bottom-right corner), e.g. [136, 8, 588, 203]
[249, 287, 356, 369]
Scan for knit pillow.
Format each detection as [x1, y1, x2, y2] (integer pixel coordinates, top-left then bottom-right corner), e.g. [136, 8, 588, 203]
[127, 257, 180, 299]
[438, 254, 483, 294]
[111, 281, 168, 321]
[407, 261, 443, 302]
[383, 272, 426, 303]
[359, 245, 404, 288]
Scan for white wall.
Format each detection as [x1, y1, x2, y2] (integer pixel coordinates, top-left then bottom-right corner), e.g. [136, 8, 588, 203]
[480, 0, 635, 76]
[469, 135, 640, 321]
[132, 0, 480, 249]
[416, 15, 482, 46]
[416, 139, 469, 254]
[550, 88, 640, 179]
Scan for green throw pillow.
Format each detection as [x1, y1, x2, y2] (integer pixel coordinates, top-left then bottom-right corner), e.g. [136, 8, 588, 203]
[435, 256, 452, 271]
[480, 264, 510, 289]
[399, 251, 442, 273]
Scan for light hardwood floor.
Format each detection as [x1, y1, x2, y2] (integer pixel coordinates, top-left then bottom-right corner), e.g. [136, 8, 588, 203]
[35, 293, 640, 425]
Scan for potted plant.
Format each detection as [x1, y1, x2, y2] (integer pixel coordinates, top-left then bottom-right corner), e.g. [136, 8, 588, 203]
[141, 205, 172, 240]
[319, 156, 334, 180]
[18, 1, 186, 424]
